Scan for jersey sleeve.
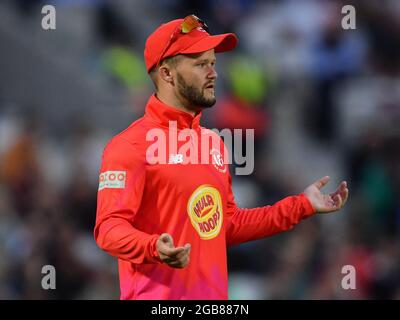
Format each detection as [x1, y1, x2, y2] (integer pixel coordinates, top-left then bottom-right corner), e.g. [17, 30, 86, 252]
[225, 172, 316, 246]
[94, 137, 161, 264]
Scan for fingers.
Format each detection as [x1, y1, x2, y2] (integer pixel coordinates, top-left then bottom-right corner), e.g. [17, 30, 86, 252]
[159, 233, 174, 247]
[161, 245, 186, 258]
[333, 193, 343, 209]
[174, 243, 191, 260]
[312, 178, 349, 214]
[314, 176, 330, 190]
[157, 234, 191, 269]
[163, 244, 191, 268]
[340, 184, 349, 207]
[158, 233, 184, 257]
[329, 181, 349, 209]
[330, 181, 345, 198]
[164, 244, 191, 268]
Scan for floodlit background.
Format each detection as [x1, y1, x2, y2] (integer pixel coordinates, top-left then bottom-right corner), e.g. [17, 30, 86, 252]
[0, 0, 399, 299]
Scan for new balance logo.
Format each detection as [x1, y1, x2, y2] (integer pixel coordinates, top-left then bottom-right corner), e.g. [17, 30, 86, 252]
[169, 154, 184, 164]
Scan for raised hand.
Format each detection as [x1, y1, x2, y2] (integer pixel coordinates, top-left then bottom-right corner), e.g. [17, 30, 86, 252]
[303, 176, 349, 213]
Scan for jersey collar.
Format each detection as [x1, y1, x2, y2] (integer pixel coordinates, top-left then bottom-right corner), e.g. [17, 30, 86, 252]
[145, 94, 202, 130]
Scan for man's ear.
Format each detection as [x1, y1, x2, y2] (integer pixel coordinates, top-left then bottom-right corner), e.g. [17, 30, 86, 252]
[159, 66, 174, 85]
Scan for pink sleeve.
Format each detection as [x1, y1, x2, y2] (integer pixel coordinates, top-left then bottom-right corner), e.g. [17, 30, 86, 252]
[94, 137, 161, 264]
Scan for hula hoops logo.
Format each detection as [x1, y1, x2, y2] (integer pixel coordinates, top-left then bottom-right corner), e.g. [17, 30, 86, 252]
[187, 185, 223, 240]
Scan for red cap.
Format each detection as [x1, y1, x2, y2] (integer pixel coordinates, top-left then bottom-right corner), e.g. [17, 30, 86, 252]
[144, 18, 238, 72]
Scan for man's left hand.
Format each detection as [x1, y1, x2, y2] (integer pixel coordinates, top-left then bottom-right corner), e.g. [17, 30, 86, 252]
[303, 176, 349, 213]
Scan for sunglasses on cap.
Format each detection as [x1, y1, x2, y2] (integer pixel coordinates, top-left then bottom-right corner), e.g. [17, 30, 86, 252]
[156, 15, 209, 68]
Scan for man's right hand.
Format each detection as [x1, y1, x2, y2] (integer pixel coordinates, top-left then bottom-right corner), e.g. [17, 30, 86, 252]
[156, 233, 191, 269]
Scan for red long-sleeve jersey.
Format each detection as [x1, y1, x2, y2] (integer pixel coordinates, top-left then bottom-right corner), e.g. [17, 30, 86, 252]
[94, 94, 316, 300]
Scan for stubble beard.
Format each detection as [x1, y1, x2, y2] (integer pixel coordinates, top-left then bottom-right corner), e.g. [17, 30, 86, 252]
[176, 73, 216, 109]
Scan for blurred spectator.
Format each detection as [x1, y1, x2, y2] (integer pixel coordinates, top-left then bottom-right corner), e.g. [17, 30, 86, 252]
[0, 118, 41, 217]
[306, 1, 367, 143]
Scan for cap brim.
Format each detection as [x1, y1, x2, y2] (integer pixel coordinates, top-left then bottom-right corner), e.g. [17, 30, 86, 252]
[180, 33, 238, 55]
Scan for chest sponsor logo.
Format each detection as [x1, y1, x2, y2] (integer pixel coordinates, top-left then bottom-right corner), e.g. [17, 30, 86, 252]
[187, 185, 223, 240]
[98, 170, 126, 190]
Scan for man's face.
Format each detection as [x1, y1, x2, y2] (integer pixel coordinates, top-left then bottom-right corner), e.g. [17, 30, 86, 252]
[173, 49, 218, 109]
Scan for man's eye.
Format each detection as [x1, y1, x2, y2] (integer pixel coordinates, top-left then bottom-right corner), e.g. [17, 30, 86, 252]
[197, 62, 215, 67]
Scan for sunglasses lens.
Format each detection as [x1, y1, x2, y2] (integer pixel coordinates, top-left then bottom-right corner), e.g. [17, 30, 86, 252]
[181, 15, 201, 33]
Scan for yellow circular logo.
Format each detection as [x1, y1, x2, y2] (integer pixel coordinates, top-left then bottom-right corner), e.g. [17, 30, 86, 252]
[187, 185, 223, 240]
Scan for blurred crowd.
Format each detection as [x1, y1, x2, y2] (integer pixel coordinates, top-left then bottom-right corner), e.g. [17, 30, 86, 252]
[0, 0, 399, 299]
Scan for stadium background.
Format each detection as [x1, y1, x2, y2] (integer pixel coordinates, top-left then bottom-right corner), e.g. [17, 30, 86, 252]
[0, 0, 399, 299]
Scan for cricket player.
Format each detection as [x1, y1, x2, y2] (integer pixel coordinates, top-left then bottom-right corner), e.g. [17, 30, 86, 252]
[94, 15, 349, 300]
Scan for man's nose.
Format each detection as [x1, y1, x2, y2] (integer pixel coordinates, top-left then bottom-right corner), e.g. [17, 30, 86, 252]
[207, 67, 218, 79]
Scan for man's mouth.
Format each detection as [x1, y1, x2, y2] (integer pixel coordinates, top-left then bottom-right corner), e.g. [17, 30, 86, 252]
[204, 83, 215, 90]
